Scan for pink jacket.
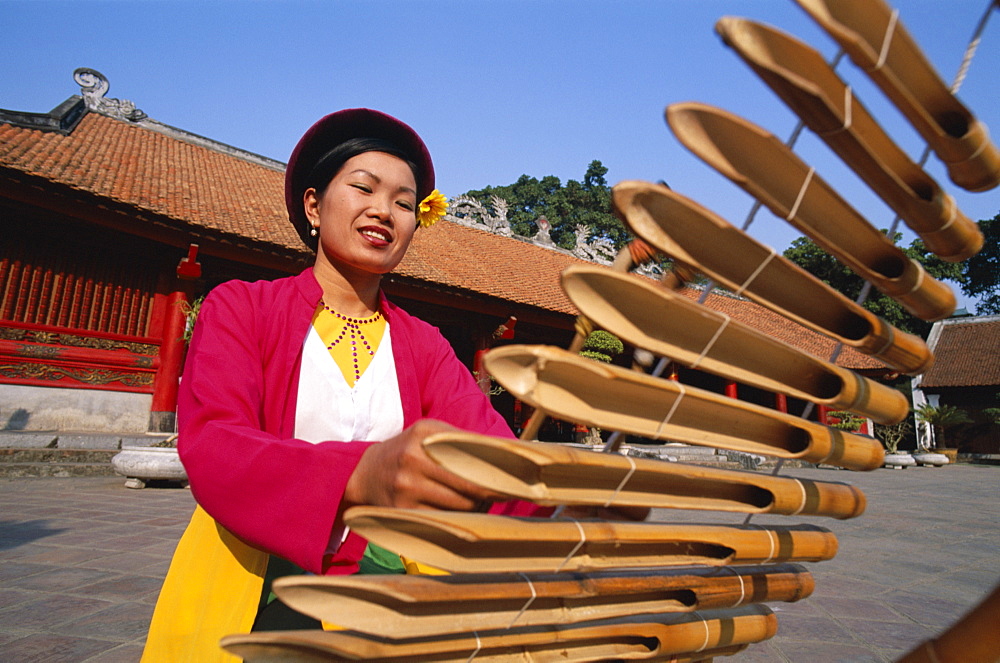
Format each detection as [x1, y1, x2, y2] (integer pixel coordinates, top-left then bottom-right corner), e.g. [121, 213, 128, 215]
[178, 269, 535, 575]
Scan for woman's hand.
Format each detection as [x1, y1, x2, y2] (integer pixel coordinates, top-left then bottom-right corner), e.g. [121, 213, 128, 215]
[344, 419, 507, 511]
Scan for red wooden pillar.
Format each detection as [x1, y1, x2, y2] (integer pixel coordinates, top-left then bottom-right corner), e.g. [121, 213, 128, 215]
[148, 245, 201, 432]
[774, 392, 788, 413]
[725, 381, 738, 399]
[817, 404, 830, 426]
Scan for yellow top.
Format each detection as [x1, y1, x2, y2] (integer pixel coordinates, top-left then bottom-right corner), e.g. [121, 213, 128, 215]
[311, 303, 386, 387]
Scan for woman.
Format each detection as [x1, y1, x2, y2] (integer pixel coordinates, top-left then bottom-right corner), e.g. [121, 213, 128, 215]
[142, 109, 540, 661]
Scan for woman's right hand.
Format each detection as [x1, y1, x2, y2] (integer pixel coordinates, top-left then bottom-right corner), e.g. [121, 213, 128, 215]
[343, 419, 507, 511]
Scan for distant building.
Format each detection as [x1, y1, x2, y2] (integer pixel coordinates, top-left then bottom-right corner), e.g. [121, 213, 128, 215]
[911, 315, 1000, 455]
[2, 69, 893, 439]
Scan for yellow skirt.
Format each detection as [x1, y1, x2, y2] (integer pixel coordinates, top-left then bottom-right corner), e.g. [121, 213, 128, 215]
[142, 507, 447, 661]
[141, 506, 267, 662]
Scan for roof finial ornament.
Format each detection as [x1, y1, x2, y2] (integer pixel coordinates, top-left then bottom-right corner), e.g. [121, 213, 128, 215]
[73, 68, 147, 122]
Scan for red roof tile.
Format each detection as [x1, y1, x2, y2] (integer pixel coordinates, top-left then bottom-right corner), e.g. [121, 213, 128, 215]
[1, 109, 892, 371]
[0, 112, 298, 248]
[920, 316, 1000, 388]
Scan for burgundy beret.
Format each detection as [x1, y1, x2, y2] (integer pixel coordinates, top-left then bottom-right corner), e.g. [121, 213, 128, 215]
[285, 108, 435, 240]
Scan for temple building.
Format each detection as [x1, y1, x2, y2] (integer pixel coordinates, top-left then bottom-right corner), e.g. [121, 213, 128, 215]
[1, 69, 893, 441]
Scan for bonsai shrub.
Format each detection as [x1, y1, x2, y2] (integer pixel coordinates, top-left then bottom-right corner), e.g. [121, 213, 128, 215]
[826, 410, 866, 433]
[873, 419, 913, 454]
[580, 330, 624, 363]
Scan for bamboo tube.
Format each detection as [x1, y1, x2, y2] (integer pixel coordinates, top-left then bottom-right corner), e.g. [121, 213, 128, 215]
[222, 635, 747, 663]
[714, 16, 983, 261]
[222, 605, 778, 662]
[272, 564, 813, 637]
[483, 344, 885, 470]
[345, 507, 839, 574]
[666, 102, 956, 321]
[422, 433, 867, 519]
[896, 581, 1000, 663]
[561, 265, 908, 424]
[793, 0, 1000, 192]
[614, 180, 933, 374]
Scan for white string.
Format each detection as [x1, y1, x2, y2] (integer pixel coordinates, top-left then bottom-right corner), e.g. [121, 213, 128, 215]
[508, 573, 538, 628]
[466, 631, 482, 663]
[906, 263, 926, 294]
[750, 524, 777, 563]
[604, 455, 637, 507]
[790, 478, 808, 516]
[870, 9, 900, 73]
[722, 566, 747, 606]
[690, 314, 731, 369]
[873, 324, 896, 356]
[923, 641, 943, 663]
[735, 248, 777, 296]
[654, 383, 687, 438]
[939, 200, 959, 232]
[787, 167, 815, 221]
[817, 86, 853, 136]
[692, 610, 711, 653]
[961, 122, 991, 161]
[555, 519, 587, 572]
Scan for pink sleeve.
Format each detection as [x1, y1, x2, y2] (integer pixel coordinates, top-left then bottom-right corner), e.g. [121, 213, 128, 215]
[177, 283, 372, 574]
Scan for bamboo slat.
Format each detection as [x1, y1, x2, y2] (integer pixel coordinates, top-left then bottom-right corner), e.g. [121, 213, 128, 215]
[483, 344, 885, 470]
[345, 507, 839, 574]
[272, 563, 813, 637]
[222, 605, 778, 662]
[228, 631, 749, 663]
[614, 180, 933, 374]
[896, 581, 1000, 663]
[793, 0, 1000, 192]
[561, 265, 908, 424]
[421, 433, 867, 519]
[666, 102, 956, 321]
[714, 16, 983, 262]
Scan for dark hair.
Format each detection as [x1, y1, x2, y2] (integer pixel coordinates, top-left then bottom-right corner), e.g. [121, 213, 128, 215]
[304, 137, 422, 196]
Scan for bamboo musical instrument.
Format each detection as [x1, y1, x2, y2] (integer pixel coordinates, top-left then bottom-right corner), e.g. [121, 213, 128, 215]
[614, 180, 933, 374]
[666, 102, 956, 321]
[793, 0, 1000, 192]
[224, 637, 749, 663]
[422, 433, 867, 519]
[222, 605, 778, 662]
[483, 344, 885, 470]
[345, 507, 839, 574]
[271, 564, 814, 637]
[561, 265, 909, 424]
[897, 581, 1000, 663]
[714, 16, 983, 261]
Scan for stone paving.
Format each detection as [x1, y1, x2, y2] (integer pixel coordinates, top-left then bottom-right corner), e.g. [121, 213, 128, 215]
[0, 464, 997, 662]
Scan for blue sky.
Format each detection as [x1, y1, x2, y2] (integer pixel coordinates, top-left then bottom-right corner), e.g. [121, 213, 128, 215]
[3, 0, 998, 308]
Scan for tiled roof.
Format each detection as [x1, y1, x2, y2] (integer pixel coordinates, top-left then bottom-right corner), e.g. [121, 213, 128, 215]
[920, 316, 1000, 388]
[0, 112, 299, 249]
[401, 219, 884, 370]
[2, 108, 888, 371]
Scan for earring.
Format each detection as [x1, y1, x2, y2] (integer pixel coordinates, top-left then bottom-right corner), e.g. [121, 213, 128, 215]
[310, 227, 318, 237]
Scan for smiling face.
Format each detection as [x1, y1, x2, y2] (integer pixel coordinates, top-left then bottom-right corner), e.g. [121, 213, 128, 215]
[304, 151, 419, 280]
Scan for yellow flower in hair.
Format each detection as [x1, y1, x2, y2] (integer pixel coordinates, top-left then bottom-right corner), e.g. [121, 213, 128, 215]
[417, 189, 448, 228]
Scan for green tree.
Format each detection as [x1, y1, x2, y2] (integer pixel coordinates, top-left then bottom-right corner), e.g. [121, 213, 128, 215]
[960, 214, 1000, 314]
[782, 231, 964, 336]
[460, 160, 629, 252]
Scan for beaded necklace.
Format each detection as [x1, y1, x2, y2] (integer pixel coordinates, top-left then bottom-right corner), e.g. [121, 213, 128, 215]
[313, 301, 386, 387]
